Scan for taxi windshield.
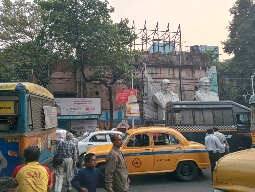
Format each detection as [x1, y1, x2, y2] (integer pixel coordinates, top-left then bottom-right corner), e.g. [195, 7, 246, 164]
[121, 132, 130, 145]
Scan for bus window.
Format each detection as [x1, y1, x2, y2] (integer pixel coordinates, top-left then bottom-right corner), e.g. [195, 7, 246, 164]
[194, 110, 203, 124]
[181, 111, 193, 124]
[174, 111, 181, 125]
[214, 110, 224, 125]
[223, 110, 234, 124]
[203, 110, 213, 124]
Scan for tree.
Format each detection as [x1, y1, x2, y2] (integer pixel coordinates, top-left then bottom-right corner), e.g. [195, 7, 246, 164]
[38, 0, 136, 128]
[0, 0, 57, 86]
[221, 0, 255, 105]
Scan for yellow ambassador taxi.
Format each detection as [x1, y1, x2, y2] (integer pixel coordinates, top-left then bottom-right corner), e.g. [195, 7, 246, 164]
[213, 148, 255, 192]
[86, 127, 210, 181]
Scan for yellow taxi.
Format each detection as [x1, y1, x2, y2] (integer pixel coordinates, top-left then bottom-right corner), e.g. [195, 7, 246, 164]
[86, 127, 210, 181]
[213, 148, 255, 192]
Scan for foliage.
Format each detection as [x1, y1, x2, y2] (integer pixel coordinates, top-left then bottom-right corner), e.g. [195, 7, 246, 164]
[38, 0, 136, 127]
[221, 0, 255, 105]
[0, 0, 56, 86]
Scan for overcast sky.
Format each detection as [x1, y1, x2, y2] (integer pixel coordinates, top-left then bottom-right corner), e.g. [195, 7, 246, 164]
[108, 0, 237, 61]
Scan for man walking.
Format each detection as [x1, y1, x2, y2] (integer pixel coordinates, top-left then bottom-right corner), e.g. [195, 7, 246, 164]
[105, 134, 129, 192]
[213, 127, 230, 156]
[12, 146, 52, 192]
[205, 128, 225, 178]
[0, 176, 19, 192]
[69, 129, 79, 172]
[55, 132, 76, 192]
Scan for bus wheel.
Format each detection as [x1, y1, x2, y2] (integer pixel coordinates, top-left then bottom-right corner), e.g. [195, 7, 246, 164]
[97, 164, 106, 175]
[175, 161, 198, 182]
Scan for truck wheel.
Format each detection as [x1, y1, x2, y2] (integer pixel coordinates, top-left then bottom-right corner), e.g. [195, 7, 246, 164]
[175, 161, 198, 182]
[97, 164, 106, 175]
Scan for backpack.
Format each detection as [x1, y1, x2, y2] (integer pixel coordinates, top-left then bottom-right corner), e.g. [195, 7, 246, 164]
[53, 142, 66, 165]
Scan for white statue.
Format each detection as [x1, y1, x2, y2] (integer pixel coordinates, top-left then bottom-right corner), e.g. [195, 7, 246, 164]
[195, 76, 219, 101]
[153, 79, 179, 120]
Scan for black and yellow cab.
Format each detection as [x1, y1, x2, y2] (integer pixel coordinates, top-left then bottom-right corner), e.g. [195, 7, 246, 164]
[213, 148, 255, 192]
[86, 126, 210, 182]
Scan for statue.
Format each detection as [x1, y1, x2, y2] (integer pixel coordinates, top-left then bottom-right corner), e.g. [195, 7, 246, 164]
[195, 77, 219, 101]
[153, 79, 179, 120]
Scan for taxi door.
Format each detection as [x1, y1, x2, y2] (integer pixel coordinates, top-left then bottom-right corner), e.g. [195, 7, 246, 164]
[152, 132, 184, 171]
[122, 133, 153, 173]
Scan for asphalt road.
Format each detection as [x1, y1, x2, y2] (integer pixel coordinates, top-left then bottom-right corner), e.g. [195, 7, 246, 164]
[56, 168, 214, 192]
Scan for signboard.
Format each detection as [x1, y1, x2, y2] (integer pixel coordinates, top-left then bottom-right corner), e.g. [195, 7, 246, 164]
[55, 98, 102, 116]
[116, 89, 137, 104]
[126, 103, 140, 117]
[0, 101, 14, 114]
[43, 106, 58, 129]
[70, 119, 98, 133]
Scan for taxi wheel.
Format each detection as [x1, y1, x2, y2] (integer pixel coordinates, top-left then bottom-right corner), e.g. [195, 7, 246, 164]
[175, 161, 198, 182]
[98, 164, 106, 175]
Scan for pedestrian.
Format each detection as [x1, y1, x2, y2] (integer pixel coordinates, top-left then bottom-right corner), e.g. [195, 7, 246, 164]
[105, 134, 129, 192]
[205, 128, 225, 178]
[55, 132, 76, 192]
[0, 176, 19, 192]
[69, 129, 80, 172]
[71, 153, 105, 192]
[213, 127, 230, 156]
[12, 146, 52, 192]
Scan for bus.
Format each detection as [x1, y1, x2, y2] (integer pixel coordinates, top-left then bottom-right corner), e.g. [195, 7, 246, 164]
[165, 101, 252, 152]
[249, 94, 255, 147]
[0, 82, 57, 177]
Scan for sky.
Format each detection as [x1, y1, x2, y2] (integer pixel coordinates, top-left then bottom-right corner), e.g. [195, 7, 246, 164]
[108, 0, 237, 61]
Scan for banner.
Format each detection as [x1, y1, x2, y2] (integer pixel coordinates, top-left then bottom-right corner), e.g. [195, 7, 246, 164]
[116, 89, 137, 104]
[126, 103, 140, 117]
[0, 101, 14, 114]
[55, 98, 102, 116]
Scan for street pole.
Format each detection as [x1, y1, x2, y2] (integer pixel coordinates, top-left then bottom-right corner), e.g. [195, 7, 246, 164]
[131, 69, 135, 128]
[251, 75, 255, 95]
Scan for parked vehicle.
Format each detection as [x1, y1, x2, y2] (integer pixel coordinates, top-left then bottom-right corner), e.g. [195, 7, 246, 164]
[166, 101, 252, 152]
[0, 82, 57, 177]
[78, 130, 122, 165]
[86, 127, 210, 182]
[213, 148, 255, 192]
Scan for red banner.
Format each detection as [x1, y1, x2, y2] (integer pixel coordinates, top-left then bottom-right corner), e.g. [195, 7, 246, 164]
[116, 89, 137, 104]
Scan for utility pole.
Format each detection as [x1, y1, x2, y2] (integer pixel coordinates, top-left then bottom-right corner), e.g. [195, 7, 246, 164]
[131, 69, 135, 128]
[178, 25, 183, 101]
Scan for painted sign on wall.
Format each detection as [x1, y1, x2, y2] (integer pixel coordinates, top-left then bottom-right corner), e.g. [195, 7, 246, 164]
[55, 98, 102, 116]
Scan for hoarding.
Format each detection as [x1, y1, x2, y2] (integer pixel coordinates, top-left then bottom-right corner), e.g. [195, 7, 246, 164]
[126, 103, 140, 117]
[55, 98, 102, 116]
[116, 89, 137, 104]
[70, 119, 98, 133]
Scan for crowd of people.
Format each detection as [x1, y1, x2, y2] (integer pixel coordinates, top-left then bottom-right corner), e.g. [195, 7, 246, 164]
[0, 126, 230, 192]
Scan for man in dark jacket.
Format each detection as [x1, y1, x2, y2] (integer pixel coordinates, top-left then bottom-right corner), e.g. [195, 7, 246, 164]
[105, 134, 129, 192]
[71, 153, 105, 192]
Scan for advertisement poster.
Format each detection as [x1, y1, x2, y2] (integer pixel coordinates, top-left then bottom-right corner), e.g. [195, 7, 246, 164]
[116, 89, 137, 104]
[126, 103, 140, 117]
[55, 98, 101, 116]
[43, 106, 58, 129]
[70, 119, 98, 133]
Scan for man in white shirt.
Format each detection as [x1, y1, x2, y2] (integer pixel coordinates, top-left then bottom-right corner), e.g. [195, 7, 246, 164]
[213, 127, 230, 156]
[205, 128, 225, 178]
